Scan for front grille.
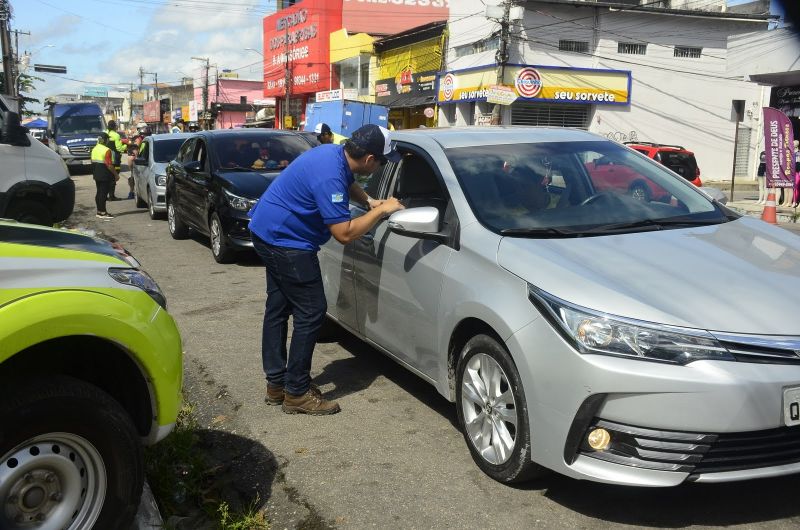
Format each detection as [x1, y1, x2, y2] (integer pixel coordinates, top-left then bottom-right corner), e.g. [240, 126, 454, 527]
[68, 145, 90, 156]
[579, 419, 800, 476]
[712, 332, 800, 365]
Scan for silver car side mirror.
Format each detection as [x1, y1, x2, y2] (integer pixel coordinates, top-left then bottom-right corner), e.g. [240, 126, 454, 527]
[388, 206, 440, 234]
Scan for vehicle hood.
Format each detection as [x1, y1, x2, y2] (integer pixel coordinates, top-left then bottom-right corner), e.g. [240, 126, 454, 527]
[57, 133, 99, 146]
[497, 216, 800, 334]
[152, 162, 168, 176]
[216, 169, 279, 199]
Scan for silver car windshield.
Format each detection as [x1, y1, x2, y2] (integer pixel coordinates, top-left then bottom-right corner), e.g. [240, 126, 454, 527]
[446, 140, 729, 237]
[153, 138, 188, 163]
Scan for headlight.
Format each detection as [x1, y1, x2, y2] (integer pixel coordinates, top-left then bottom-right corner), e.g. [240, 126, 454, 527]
[156, 174, 166, 186]
[528, 284, 733, 365]
[108, 268, 167, 309]
[58, 145, 70, 155]
[223, 188, 257, 211]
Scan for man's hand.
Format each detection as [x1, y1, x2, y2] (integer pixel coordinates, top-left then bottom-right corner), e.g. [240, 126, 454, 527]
[376, 197, 404, 217]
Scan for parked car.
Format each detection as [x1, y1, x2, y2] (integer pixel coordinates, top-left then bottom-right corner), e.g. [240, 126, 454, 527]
[0, 219, 182, 529]
[0, 100, 75, 226]
[624, 141, 702, 186]
[133, 132, 193, 219]
[165, 129, 314, 263]
[319, 126, 800, 486]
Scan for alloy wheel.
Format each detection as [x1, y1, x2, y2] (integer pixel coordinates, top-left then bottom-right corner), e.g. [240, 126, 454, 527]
[460, 353, 518, 465]
[167, 203, 176, 233]
[0, 433, 107, 529]
[210, 217, 221, 256]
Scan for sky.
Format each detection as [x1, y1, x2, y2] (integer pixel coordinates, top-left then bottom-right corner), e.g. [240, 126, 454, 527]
[11, 0, 277, 113]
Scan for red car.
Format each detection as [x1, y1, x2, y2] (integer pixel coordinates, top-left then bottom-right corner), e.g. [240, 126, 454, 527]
[624, 141, 702, 187]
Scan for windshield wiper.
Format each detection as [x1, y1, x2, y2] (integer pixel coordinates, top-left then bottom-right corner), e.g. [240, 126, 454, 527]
[500, 227, 576, 238]
[584, 217, 725, 234]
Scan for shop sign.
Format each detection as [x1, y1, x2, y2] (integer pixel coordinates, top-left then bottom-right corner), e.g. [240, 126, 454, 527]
[343, 0, 449, 35]
[762, 107, 796, 188]
[476, 114, 493, 126]
[188, 100, 198, 122]
[485, 85, 517, 106]
[438, 64, 631, 106]
[424, 107, 434, 118]
[375, 69, 438, 104]
[770, 85, 800, 118]
[181, 106, 190, 122]
[143, 99, 161, 122]
[262, 0, 340, 97]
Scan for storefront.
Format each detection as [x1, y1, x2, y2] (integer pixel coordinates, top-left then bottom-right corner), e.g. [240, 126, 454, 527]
[437, 64, 631, 128]
[769, 85, 800, 139]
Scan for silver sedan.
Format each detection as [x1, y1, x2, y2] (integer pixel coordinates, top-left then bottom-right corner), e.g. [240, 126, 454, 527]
[133, 133, 193, 219]
[319, 126, 800, 487]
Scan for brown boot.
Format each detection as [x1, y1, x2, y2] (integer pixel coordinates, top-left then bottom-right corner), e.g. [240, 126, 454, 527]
[265, 383, 321, 406]
[282, 388, 340, 415]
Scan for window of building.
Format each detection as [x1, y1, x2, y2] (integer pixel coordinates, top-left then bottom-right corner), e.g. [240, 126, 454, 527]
[240, 96, 247, 104]
[454, 36, 500, 58]
[618, 42, 647, 55]
[674, 46, 702, 58]
[360, 61, 370, 94]
[559, 40, 589, 54]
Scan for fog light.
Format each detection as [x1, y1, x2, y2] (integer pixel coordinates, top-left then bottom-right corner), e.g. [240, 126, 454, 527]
[587, 428, 611, 451]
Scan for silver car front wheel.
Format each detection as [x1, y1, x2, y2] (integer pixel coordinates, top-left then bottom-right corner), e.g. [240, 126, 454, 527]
[455, 334, 546, 483]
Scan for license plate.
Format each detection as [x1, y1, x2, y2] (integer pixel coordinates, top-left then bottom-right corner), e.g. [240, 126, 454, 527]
[82, 159, 91, 165]
[783, 387, 800, 426]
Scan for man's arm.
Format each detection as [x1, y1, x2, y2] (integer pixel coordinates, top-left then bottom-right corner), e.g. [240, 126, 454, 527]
[348, 182, 383, 210]
[328, 197, 404, 244]
[105, 151, 120, 180]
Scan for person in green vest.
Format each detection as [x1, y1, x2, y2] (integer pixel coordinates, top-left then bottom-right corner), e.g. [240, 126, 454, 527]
[91, 132, 120, 219]
[105, 120, 128, 200]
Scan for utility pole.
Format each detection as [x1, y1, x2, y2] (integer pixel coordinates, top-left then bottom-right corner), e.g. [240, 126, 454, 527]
[283, 21, 291, 129]
[138, 66, 144, 93]
[491, 0, 511, 126]
[11, 29, 29, 97]
[0, 0, 15, 98]
[192, 57, 210, 129]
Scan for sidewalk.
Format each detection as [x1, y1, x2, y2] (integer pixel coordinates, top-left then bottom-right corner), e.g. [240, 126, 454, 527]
[704, 179, 799, 230]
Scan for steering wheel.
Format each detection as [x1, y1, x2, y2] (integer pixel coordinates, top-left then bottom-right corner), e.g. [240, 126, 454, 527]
[580, 192, 611, 206]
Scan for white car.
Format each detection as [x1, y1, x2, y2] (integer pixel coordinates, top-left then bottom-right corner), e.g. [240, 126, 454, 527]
[133, 133, 193, 219]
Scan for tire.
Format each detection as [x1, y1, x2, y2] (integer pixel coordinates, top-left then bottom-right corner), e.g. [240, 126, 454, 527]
[209, 212, 236, 263]
[628, 182, 650, 202]
[135, 186, 147, 208]
[5, 199, 53, 226]
[455, 334, 546, 484]
[148, 188, 163, 220]
[167, 199, 189, 239]
[0, 375, 143, 530]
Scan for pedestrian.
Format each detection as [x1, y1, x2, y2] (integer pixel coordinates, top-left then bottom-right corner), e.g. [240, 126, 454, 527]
[248, 124, 404, 415]
[105, 120, 128, 200]
[90, 132, 119, 219]
[314, 122, 334, 144]
[170, 119, 183, 134]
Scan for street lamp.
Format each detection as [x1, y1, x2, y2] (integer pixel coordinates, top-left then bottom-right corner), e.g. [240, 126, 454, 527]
[244, 47, 263, 56]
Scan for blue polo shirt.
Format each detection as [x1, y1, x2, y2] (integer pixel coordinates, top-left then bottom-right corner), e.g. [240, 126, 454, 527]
[248, 144, 354, 251]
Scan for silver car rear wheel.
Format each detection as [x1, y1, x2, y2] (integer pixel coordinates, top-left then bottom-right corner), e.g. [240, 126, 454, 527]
[461, 353, 517, 465]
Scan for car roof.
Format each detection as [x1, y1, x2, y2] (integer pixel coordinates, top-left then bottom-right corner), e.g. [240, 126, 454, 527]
[190, 129, 302, 139]
[390, 126, 605, 150]
[150, 132, 194, 141]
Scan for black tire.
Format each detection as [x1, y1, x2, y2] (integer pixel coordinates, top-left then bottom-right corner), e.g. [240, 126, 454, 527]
[5, 199, 53, 226]
[135, 187, 147, 208]
[455, 334, 547, 484]
[0, 375, 143, 529]
[148, 189, 163, 220]
[628, 182, 650, 202]
[209, 212, 236, 263]
[167, 198, 189, 239]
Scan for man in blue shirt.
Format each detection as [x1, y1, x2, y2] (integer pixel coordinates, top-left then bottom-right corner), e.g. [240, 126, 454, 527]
[249, 124, 403, 415]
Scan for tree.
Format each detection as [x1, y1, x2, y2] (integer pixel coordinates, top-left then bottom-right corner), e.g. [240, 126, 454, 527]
[0, 71, 44, 116]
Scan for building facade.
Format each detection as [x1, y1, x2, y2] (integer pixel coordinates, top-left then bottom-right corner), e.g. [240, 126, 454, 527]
[443, 0, 770, 181]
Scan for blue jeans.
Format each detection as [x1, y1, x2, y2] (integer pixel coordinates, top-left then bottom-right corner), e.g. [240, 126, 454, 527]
[252, 235, 327, 396]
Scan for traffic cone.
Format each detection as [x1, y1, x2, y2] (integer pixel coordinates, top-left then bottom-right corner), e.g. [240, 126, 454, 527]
[761, 191, 777, 224]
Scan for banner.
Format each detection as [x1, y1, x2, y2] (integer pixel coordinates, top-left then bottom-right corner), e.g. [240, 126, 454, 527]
[762, 107, 796, 188]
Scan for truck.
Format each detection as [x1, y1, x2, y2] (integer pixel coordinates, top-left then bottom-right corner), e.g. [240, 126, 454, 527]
[46, 101, 107, 169]
[303, 100, 390, 142]
[0, 95, 75, 225]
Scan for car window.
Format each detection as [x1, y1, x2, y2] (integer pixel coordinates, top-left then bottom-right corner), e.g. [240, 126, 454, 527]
[446, 141, 723, 235]
[193, 140, 207, 169]
[153, 138, 186, 163]
[659, 151, 698, 180]
[353, 163, 390, 203]
[390, 153, 448, 209]
[177, 138, 195, 163]
[212, 133, 310, 170]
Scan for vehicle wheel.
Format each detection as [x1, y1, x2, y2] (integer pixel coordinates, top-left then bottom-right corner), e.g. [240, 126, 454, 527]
[455, 334, 546, 483]
[0, 375, 143, 530]
[628, 182, 650, 202]
[135, 187, 147, 208]
[148, 188, 163, 220]
[5, 199, 53, 226]
[167, 199, 189, 239]
[209, 212, 235, 263]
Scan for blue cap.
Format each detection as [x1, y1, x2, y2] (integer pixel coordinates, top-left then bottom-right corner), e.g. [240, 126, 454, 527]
[349, 124, 401, 163]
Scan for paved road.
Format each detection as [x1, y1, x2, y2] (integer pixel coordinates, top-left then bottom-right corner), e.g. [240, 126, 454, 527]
[68, 170, 800, 529]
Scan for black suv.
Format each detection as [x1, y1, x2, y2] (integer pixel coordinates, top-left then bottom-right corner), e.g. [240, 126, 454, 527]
[165, 129, 314, 263]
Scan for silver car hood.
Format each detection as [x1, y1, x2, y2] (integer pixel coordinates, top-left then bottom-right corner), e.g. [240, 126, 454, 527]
[497, 216, 800, 334]
[152, 162, 168, 175]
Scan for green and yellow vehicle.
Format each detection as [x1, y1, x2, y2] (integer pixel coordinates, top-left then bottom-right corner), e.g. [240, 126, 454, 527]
[0, 220, 183, 529]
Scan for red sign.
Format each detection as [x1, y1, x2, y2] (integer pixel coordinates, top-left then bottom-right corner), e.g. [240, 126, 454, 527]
[262, 0, 341, 97]
[343, 0, 449, 35]
[143, 100, 161, 123]
[762, 107, 796, 188]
